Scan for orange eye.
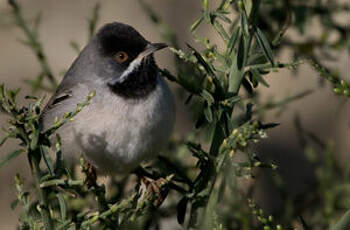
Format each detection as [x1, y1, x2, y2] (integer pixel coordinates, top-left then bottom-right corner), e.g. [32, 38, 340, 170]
[114, 51, 129, 63]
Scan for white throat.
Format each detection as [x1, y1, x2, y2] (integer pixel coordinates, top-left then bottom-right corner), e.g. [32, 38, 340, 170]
[118, 57, 143, 83]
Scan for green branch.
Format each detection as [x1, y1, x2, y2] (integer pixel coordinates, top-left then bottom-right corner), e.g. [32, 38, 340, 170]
[8, 0, 57, 92]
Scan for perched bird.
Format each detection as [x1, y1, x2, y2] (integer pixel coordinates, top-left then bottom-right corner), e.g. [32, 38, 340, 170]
[41, 22, 175, 174]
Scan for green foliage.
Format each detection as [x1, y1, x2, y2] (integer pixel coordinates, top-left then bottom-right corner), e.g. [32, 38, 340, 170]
[8, 0, 57, 92]
[311, 61, 350, 97]
[0, 83, 94, 229]
[1, 0, 350, 229]
[248, 199, 282, 230]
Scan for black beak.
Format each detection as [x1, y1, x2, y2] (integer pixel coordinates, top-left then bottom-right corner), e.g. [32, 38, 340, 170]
[138, 42, 168, 59]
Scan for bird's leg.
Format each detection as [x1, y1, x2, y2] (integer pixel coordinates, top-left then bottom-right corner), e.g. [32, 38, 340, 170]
[141, 177, 170, 207]
[82, 162, 98, 188]
[134, 167, 170, 206]
[80, 159, 109, 211]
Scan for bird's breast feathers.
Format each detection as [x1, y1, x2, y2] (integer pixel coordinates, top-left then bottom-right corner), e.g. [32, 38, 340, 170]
[47, 77, 174, 173]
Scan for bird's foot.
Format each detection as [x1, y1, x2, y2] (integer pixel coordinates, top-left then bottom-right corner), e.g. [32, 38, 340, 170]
[141, 177, 170, 206]
[81, 161, 98, 188]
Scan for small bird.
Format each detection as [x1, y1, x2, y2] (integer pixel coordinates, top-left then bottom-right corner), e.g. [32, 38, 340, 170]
[41, 22, 175, 174]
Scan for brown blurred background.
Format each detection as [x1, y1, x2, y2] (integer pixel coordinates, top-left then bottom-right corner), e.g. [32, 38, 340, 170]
[0, 0, 349, 229]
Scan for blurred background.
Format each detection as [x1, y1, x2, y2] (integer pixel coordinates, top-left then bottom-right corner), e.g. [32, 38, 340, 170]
[0, 0, 349, 229]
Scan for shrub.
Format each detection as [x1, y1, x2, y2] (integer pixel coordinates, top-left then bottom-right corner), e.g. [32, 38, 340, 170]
[1, 0, 350, 229]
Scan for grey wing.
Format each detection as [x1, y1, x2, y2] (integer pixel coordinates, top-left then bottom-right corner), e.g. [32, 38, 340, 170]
[41, 85, 76, 131]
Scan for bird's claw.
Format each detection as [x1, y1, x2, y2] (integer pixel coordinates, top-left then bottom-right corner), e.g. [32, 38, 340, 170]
[82, 162, 98, 188]
[141, 177, 169, 206]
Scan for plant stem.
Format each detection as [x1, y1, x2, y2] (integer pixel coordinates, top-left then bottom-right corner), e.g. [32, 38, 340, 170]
[188, 4, 256, 227]
[30, 154, 53, 230]
[8, 0, 57, 91]
[80, 193, 139, 228]
[40, 179, 84, 188]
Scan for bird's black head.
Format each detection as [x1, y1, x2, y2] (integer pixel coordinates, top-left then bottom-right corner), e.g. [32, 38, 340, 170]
[94, 22, 167, 98]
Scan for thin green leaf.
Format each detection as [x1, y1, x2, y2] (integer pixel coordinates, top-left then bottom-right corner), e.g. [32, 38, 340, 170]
[7, 88, 20, 103]
[0, 84, 4, 95]
[216, 151, 227, 172]
[272, 8, 291, 46]
[186, 142, 209, 160]
[0, 149, 24, 169]
[225, 95, 241, 105]
[137, 0, 159, 24]
[237, 33, 245, 70]
[191, 16, 204, 32]
[202, 0, 209, 12]
[0, 134, 9, 146]
[160, 68, 177, 82]
[201, 90, 215, 106]
[241, 77, 254, 94]
[217, 14, 232, 24]
[258, 122, 280, 130]
[254, 90, 313, 114]
[70, 41, 81, 54]
[226, 27, 240, 56]
[243, 0, 253, 16]
[213, 20, 229, 42]
[57, 193, 67, 221]
[10, 199, 19, 210]
[30, 128, 39, 150]
[32, 12, 42, 38]
[228, 33, 245, 93]
[25, 95, 38, 100]
[56, 220, 74, 230]
[255, 27, 275, 66]
[331, 209, 350, 230]
[240, 11, 249, 36]
[187, 44, 216, 76]
[17, 38, 32, 48]
[40, 145, 54, 175]
[177, 197, 188, 225]
[250, 69, 269, 87]
[87, 2, 101, 40]
[218, 0, 230, 11]
[204, 106, 213, 123]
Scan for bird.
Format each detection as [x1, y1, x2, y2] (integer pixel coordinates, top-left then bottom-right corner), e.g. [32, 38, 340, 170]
[41, 22, 175, 174]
